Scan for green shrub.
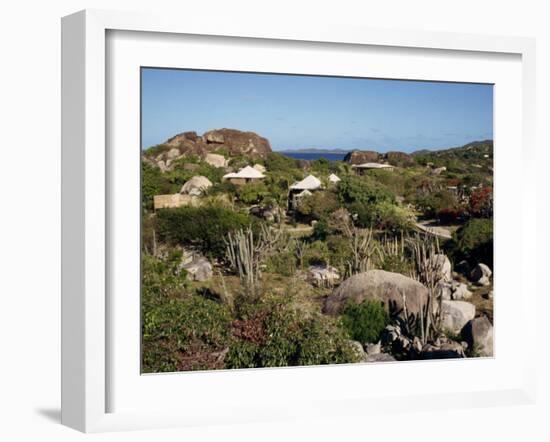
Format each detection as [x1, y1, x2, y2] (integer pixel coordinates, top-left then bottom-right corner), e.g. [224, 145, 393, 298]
[141, 252, 188, 310]
[226, 294, 360, 369]
[341, 300, 390, 344]
[236, 182, 270, 204]
[156, 206, 251, 259]
[303, 240, 330, 266]
[264, 152, 301, 172]
[350, 201, 414, 232]
[265, 250, 297, 276]
[142, 295, 232, 372]
[414, 190, 459, 218]
[141, 162, 172, 210]
[338, 175, 395, 206]
[296, 190, 340, 221]
[449, 218, 493, 267]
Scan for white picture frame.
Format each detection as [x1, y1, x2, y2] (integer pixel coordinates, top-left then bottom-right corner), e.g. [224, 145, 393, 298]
[61, 9, 537, 433]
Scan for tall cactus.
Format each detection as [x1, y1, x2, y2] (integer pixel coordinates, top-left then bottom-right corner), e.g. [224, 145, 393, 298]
[225, 224, 285, 298]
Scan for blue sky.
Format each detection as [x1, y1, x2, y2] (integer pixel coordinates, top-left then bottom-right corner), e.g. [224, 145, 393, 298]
[141, 68, 493, 152]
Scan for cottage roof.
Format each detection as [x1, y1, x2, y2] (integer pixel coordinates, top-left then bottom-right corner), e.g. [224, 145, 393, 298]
[352, 162, 394, 169]
[290, 174, 322, 190]
[223, 165, 265, 180]
[328, 173, 341, 183]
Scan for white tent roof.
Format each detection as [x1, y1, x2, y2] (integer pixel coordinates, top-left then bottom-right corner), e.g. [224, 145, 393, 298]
[290, 174, 322, 190]
[352, 162, 394, 169]
[328, 173, 341, 183]
[223, 165, 265, 180]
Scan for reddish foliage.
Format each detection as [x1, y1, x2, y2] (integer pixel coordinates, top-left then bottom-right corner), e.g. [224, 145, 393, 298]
[437, 207, 464, 224]
[469, 187, 493, 218]
[232, 312, 268, 345]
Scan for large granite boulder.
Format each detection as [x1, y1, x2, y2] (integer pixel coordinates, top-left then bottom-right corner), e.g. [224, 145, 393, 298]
[385, 151, 414, 167]
[440, 300, 476, 334]
[204, 153, 228, 168]
[180, 176, 213, 196]
[203, 128, 271, 158]
[462, 316, 493, 357]
[323, 270, 429, 318]
[344, 150, 381, 165]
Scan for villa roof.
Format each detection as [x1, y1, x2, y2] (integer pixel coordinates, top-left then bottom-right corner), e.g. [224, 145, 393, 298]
[290, 174, 322, 190]
[352, 162, 394, 169]
[223, 165, 265, 180]
[328, 173, 341, 183]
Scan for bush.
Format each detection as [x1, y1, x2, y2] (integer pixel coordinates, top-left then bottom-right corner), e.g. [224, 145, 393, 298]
[264, 152, 300, 172]
[469, 186, 493, 218]
[350, 201, 414, 232]
[265, 250, 297, 276]
[450, 218, 493, 267]
[141, 252, 188, 310]
[303, 240, 330, 266]
[141, 162, 172, 210]
[226, 294, 360, 368]
[296, 190, 340, 221]
[341, 300, 390, 344]
[414, 190, 458, 218]
[156, 206, 251, 259]
[338, 176, 395, 206]
[142, 295, 232, 372]
[236, 182, 270, 204]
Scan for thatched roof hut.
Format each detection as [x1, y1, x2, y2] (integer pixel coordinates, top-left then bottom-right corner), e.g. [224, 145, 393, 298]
[223, 165, 266, 184]
[289, 174, 322, 191]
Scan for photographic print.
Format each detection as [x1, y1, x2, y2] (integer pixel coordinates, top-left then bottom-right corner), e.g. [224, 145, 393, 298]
[141, 68, 494, 373]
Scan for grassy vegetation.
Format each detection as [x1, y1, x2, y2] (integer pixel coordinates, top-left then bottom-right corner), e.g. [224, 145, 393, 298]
[141, 139, 494, 371]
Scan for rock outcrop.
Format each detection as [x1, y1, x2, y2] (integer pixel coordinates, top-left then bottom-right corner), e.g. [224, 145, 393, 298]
[323, 270, 429, 317]
[344, 150, 381, 165]
[144, 128, 272, 171]
[344, 150, 414, 167]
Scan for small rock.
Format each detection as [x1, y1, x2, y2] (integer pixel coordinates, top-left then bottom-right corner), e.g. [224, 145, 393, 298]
[364, 353, 396, 363]
[182, 256, 213, 281]
[451, 282, 473, 300]
[470, 263, 492, 286]
[348, 340, 366, 360]
[307, 265, 340, 287]
[461, 316, 493, 357]
[421, 341, 466, 359]
[365, 342, 381, 355]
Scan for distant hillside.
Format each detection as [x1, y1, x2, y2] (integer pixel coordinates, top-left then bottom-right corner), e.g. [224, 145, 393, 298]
[412, 140, 493, 175]
[412, 140, 493, 159]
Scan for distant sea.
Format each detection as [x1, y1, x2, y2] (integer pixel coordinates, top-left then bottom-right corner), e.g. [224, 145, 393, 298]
[278, 151, 348, 161]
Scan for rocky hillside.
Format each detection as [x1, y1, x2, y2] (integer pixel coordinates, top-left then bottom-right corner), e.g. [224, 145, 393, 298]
[143, 128, 272, 171]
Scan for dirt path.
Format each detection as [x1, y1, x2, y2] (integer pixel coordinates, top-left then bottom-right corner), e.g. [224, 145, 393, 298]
[415, 219, 452, 239]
